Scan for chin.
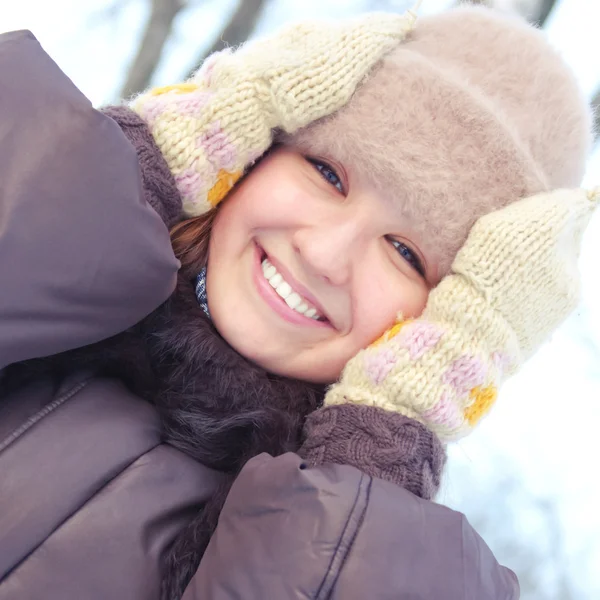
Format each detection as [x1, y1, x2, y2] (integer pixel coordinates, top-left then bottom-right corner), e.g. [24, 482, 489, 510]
[210, 297, 342, 384]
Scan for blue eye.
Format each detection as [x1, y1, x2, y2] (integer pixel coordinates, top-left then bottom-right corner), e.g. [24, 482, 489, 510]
[388, 238, 425, 277]
[307, 157, 344, 193]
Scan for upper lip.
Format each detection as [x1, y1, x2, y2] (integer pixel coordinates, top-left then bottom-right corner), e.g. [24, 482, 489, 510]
[261, 248, 332, 326]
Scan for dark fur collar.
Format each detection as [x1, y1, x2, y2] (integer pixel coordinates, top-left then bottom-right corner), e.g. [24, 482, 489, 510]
[147, 278, 325, 599]
[142, 274, 325, 472]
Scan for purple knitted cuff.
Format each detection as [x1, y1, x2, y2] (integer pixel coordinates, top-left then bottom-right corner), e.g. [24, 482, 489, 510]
[101, 106, 183, 228]
[298, 404, 446, 500]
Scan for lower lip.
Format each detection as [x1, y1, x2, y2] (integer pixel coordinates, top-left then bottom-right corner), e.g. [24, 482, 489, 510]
[252, 243, 329, 328]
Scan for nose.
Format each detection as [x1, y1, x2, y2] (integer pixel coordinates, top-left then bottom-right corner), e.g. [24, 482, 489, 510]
[292, 216, 365, 286]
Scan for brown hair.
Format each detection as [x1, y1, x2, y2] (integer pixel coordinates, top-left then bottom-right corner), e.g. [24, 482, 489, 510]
[169, 209, 218, 278]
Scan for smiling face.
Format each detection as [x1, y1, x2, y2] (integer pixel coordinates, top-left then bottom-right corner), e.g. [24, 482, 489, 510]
[207, 146, 440, 383]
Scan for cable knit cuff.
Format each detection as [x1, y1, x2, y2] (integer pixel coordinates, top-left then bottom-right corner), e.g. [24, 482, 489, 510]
[101, 106, 183, 228]
[298, 404, 446, 500]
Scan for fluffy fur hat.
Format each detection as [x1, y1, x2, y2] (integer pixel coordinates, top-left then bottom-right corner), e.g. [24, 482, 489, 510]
[132, 5, 592, 275]
[285, 6, 593, 275]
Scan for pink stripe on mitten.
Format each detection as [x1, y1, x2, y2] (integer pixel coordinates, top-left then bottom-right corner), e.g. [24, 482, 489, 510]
[396, 321, 444, 360]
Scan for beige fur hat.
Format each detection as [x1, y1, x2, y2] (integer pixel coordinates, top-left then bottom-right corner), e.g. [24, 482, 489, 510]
[285, 5, 593, 276]
[132, 4, 592, 277]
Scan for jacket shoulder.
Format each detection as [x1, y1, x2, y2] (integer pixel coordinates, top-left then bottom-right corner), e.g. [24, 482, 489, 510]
[0, 374, 222, 599]
[184, 453, 519, 600]
[0, 29, 179, 368]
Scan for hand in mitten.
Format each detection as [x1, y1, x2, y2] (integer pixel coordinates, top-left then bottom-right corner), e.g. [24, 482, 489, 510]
[130, 9, 419, 216]
[300, 188, 598, 495]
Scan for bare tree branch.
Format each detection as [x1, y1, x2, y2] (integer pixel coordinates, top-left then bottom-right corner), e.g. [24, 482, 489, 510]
[119, 0, 186, 99]
[592, 87, 600, 142]
[456, 0, 491, 7]
[457, 0, 558, 25]
[184, 0, 268, 79]
[532, 0, 559, 27]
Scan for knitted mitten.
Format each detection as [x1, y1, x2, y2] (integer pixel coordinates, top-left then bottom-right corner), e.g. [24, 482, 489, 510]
[130, 9, 419, 216]
[300, 187, 598, 463]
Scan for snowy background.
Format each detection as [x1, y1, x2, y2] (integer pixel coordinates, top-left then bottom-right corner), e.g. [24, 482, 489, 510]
[2, 0, 598, 596]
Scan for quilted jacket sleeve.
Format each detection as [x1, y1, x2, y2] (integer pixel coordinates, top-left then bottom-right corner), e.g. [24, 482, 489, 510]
[183, 453, 519, 600]
[0, 30, 179, 370]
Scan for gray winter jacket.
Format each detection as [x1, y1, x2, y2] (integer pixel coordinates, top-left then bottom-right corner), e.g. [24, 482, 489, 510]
[0, 30, 519, 599]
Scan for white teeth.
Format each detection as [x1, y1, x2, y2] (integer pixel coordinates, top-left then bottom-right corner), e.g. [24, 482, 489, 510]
[295, 302, 308, 314]
[269, 273, 283, 288]
[276, 281, 292, 299]
[263, 264, 276, 279]
[260, 256, 323, 321]
[285, 292, 302, 309]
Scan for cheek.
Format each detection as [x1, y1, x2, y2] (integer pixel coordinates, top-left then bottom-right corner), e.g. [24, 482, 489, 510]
[399, 281, 429, 320]
[352, 269, 430, 345]
[216, 173, 318, 238]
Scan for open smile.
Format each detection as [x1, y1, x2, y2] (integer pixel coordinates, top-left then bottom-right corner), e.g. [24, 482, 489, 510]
[253, 242, 331, 328]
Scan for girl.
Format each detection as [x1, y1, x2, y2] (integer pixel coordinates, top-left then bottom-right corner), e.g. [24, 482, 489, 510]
[0, 5, 595, 599]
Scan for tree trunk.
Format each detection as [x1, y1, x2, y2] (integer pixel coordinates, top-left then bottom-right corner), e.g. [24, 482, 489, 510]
[534, 0, 559, 27]
[119, 0, 185, 99]
[184, 0, 267, 80]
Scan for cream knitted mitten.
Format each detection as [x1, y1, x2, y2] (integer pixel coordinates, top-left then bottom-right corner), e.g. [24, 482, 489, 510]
[324, 188, 598, 442]
[131, 9, 419, 216]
